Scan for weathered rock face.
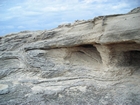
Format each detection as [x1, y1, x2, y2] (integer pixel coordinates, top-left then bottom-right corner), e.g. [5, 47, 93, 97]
[0, 7, 140, 105]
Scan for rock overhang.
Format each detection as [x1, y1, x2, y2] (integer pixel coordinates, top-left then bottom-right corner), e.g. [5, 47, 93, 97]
[0, 7, 140, 105]
[0, 8, 140, 80]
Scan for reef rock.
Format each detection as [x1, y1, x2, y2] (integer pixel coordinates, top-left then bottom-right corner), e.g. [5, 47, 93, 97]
[0, 7, 140, 105]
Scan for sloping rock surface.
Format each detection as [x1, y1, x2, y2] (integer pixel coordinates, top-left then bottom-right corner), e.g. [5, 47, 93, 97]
[0, 7, 140, 105]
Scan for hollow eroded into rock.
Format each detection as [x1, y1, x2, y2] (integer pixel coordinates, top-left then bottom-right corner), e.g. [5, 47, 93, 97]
[123, 50, 140, 67]
[67, 44, 102, 67]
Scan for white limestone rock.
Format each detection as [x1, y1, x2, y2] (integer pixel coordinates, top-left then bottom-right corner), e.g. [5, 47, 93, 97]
[0, 84, 9, 95]
[0, 7, 140, 105]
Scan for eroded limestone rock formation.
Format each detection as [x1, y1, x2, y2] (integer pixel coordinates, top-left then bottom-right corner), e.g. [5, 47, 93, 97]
[0, 7, 140, 105]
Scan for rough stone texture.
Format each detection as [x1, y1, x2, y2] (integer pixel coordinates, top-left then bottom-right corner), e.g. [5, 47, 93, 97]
[0, 84, 9, 95]
[0, 7, 140, 105]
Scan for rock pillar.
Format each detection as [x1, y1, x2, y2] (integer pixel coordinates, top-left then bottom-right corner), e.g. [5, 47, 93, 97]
[94, 44, 133, 80]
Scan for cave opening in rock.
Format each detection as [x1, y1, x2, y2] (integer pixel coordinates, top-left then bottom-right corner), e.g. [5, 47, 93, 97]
[129, 50, 140, 67]
[123, 50, 140, 67]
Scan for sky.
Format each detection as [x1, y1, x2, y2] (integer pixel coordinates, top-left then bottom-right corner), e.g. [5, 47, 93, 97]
[0, 0, 140, 36]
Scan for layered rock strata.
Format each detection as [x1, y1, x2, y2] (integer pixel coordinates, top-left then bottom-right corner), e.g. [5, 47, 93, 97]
[0, 7, 140, 105]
